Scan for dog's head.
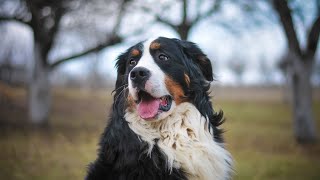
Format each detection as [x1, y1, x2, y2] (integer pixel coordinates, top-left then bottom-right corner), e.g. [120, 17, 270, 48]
[114, 37, 214, 121]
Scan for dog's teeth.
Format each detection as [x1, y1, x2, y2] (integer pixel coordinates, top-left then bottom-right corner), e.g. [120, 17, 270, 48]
[159, 96, 168, 107]
[160, 97, 165, 101]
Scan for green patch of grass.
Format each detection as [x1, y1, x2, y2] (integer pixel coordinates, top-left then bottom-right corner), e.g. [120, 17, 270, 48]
[0, 87, 319, 179]
[217, 100, 320, 180]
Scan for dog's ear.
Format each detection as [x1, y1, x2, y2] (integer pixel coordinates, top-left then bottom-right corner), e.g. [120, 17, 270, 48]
[177, 40, 213, 81]
[115, 52, 128, 89]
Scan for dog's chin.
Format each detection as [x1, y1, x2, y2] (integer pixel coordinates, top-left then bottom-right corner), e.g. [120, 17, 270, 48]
[132, 90, 175, 121]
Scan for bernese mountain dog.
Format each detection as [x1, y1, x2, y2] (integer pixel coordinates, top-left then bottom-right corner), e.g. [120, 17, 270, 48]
[86, 37, 233, 180]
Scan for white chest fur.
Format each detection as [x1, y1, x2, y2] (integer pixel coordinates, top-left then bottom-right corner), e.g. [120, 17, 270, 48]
[125, 103, 232, 180]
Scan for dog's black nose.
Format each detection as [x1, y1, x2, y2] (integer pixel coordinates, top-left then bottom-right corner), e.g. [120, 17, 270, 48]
[130, 67, 151, 86]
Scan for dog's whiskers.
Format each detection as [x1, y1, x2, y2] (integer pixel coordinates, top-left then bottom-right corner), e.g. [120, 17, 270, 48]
[113, 84, 128, 94]
[114, 86, 128, 103]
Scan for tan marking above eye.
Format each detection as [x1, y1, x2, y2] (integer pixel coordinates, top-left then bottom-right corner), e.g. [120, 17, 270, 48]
[131, 49, 140, 56]
[150, 42, 161, 50]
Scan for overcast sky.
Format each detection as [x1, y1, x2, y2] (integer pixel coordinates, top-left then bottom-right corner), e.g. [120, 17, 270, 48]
[1, 0, 319, 86]
[57, 1, 288, 86]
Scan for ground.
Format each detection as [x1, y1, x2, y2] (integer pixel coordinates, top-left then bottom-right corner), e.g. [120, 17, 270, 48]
[0, 84, 319, 180]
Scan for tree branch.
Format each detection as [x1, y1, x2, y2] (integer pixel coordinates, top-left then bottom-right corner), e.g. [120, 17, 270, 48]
[110, 0, 127, 36]
[182, 0, 188, 24]
[50, 0, 130, 69]
[306, 16, 320, 58]
[0, 16, 30, 26]
[194, 0, 221, 23]
[50, 35, 122, 69]
[139, 5, 177, 31]
[43, 8, 67, 61]
[272, 0, 302, 56]
[155, 16, 177, 31]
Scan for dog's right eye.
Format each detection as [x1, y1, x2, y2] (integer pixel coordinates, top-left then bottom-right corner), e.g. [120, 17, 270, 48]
[159, 54, 169, 61]
[129, 59, 137, 66]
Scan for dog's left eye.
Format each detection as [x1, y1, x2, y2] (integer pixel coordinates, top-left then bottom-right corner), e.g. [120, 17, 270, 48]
[159, 54, 169, 61]
[129, 59, 137, 66]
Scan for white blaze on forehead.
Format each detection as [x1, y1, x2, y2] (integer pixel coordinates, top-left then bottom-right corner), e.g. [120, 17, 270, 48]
[135, 39, 161, 74]
[128, 38, 169, 100]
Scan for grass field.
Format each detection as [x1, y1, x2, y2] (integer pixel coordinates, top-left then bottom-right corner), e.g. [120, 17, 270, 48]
[0, 85, 319, 180]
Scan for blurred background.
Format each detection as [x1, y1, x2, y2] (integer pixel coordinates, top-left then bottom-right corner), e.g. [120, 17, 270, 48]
[0, 0, 319, 179]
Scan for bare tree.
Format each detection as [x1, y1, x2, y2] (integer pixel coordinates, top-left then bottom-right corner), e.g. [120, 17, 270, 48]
[233, 0, 319, 143]
[136, 0, 222, 40]
[272, 0, 319, 143]
[0, 0, 129, 125]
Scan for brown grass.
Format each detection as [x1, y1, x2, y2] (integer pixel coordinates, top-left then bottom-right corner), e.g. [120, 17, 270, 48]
[0, 85, 319, 180]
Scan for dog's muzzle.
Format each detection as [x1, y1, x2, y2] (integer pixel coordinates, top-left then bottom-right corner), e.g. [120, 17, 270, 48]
[129, 67, 173, 120]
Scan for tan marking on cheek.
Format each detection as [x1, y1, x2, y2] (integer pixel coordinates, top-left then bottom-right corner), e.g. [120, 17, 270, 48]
[165, 76, 187, 105]
[126, 94, 136, 112]
[184, 73, 190, 87]
[131, 49, 140, 57]
[150, 42, 161, 50]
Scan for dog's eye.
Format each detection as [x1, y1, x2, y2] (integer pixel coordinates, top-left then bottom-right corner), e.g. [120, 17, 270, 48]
[129, 59, 137, 66]
[159, 54, 169, 61]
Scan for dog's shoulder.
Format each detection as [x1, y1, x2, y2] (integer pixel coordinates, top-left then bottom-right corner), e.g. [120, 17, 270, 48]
[86, 113, 187, 180]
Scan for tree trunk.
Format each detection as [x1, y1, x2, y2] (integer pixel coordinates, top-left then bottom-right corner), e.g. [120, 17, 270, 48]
[289, 54, 317, 143]
[177, 24, 191, 40]
[28, 42, 51, 126]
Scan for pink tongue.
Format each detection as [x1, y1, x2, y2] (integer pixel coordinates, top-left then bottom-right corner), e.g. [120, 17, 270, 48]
[138, 98, 160, 120]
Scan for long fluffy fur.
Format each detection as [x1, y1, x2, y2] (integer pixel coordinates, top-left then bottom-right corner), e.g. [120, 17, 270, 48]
[125, 102, 232, 180]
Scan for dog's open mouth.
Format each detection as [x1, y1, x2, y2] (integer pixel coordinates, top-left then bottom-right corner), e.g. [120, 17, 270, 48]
[136, 90, 172, 120]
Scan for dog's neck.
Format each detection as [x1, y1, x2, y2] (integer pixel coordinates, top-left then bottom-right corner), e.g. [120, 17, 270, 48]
[125, 102, 232, 180]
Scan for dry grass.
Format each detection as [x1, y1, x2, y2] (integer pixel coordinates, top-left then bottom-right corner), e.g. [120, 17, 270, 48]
[0, 85, 319, 180]
[217, 100, 320, 180]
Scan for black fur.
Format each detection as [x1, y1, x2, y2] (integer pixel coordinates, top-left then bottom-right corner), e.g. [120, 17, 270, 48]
[86, 37, 225, 180]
